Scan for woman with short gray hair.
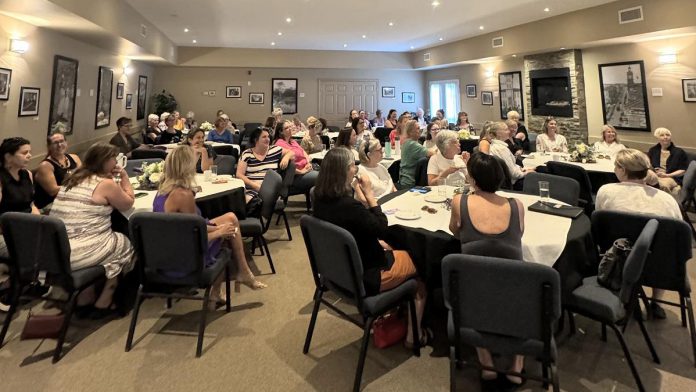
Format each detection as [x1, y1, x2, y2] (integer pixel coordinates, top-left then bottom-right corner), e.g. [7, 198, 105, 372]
[426, 130, 470, 186]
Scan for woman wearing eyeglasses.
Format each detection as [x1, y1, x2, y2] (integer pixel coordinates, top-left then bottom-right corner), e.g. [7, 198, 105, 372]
[34, 131, 82, 212]
[424, 122, 441, 150]
[357, 139, 396, 199]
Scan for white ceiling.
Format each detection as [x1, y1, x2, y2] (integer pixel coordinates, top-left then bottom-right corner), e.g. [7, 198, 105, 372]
[126, 0, 618, 52]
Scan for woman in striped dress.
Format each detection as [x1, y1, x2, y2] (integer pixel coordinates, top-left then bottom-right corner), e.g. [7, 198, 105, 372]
[236, 127, 294, 202]
[50, 142, 135, 318]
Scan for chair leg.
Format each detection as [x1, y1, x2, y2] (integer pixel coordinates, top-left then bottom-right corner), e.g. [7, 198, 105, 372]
[52, 291, 78, 363]
[550, 363, 560, 392]
[261, 235, 275, 274]
[568, 311, 576, 336]
[609, 323, 645, 392]
[542, 361, 549, 388]
[275, 213, 282, 226]
[225, 265, 231, 313]
[601, 323, 607, 342]
[353, 317, 374, 392]
[449, 346, 457, 392]
[250, 237, 258, 255]
[408, 298, 420, 357]
[282, 212, 292, 241]
[196, 287, 211, 358]
[166, 298, 172, 309]
[0, 283, 21, 347]
[556, 309, 565, 335]
[680, 295, 688, 328]
[303, 288, 323, 354]
[635, 317, 660, 364]
[685, 295, 696, 368]
[125, 285, 144, 352]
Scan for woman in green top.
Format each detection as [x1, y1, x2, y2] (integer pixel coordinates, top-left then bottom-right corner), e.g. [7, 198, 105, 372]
[398, 120, 435, 189]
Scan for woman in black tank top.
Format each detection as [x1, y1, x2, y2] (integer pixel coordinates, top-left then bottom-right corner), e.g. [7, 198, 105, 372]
[34, 132, 82, 209]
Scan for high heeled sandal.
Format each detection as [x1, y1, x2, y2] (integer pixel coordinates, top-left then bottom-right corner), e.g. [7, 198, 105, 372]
[234, 273, 267, 292]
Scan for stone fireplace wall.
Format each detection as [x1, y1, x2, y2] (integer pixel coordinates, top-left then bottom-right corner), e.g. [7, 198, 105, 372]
[524, 50, 588, 146]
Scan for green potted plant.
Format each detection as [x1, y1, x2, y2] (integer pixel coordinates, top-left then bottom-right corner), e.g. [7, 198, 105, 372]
[153, 89, 178, 115]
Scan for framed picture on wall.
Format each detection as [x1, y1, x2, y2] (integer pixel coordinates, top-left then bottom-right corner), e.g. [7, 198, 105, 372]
[18, 87, 40, 117]
[382, 86, 395, 98]
[226, 86, 241, 98]
[682, 78, 696, 102]
[116, 83, 124, 99]
[125, 94, 133, 109]
[249, 92, 264, 104]
[48, 55, 78, 134]
[272, 78, 298, 114]
[402, 92, 415, 103]
[95, 66, 113, 129]
[498, 71, 524, 120]
[598, 61, 650, 131]
[481, 91, 493, 105]
[136, 75, 148, 120]
[465, 84, 476, 98]
[0, 67, 12, 100]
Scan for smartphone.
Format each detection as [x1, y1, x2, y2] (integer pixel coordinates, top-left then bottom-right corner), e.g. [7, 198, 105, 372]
[134, 192, 148, 199]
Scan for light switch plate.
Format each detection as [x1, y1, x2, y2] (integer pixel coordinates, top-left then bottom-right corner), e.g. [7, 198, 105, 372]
[651, 87, 663, 97]
[299, 92, 305, 98]
[203, 91, 209, 96]
[76, 89, 81, 97]
[89, 89, 94, 97]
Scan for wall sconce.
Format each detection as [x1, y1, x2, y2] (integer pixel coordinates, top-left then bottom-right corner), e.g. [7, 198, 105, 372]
[484, 69, 494, 78]
[658, 53, 677, 64]
[123, 66, 133, 75]
[9, 39, 29, 54]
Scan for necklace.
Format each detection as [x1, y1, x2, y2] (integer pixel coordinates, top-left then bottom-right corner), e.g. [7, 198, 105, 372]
[49, 155, 70, 168]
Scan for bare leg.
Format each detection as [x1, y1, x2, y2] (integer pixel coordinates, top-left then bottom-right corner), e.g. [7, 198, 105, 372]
[507, 355, 525, 384]
[405, 281, 427, 346]
[94, 277, 118, 309]
[209, 213, 266, 291]
[476, 348, 497, 379]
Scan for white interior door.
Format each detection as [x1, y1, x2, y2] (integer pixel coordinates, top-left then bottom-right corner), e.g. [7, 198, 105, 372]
[319, 79, 378, 127]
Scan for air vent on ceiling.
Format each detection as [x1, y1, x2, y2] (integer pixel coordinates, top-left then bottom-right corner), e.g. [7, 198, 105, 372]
[618, 6, 643, 24]
[492, 36, 504, 48]
[424, 52, 431, 61]
[140, 24, 148, 37]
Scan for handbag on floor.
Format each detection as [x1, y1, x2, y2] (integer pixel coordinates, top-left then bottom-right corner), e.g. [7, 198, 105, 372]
[597, 238, 632, 291]
[372, 310, 407, 349]
[20, 310, 64, 340]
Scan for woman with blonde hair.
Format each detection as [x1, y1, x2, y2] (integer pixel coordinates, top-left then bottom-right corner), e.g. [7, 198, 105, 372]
[477, 121, 494, 154]
[507, 110, 529, 151]
[301, 116, 324, 155]
[154, 146, 266, 302]
[593, 124, 625, 157]
[645, 127, 688, 195]
[536, 117, 568, 153]
[399, 120, 436, 188]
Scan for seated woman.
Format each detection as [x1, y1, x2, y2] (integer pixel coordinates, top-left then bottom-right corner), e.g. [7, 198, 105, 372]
[313, 147, 426, 346]
[172, 111, 186, 131]
[154, 146, 266, 302]
[399, 120, 436, 189]
[353, 117, 373, 146]
[645, 127, 688, 195]
[536, 117, 568, 153]
[207, 116, 236, 144]
[185, 111, 197, 131]
[301, 116, 325, 155]
[504, 119, 524, 157]
[345, 109, 359, 127]
[454, 111, 474, 132]
[593, 124, 626, 158]
[372, 109, 385, 128]
[274, 120, 319, 195]
[185, 128, 216, 173]
[384, 109, 398, 130]
[144, 114, 161, 144]
[157, 113, 184, 145]
[237, 127, 293, 202]
[109, 117, 141, 156]
[35, 131, 82, 212]
[597, 148, 681, 318]
[490, 121, 534, 189]
[389, 112, 412, 148]
[292, 116, 307, 134]
[50, 143, 136, 319]
[507, 110, 529, 152]
[219, 114, 237, 133]
[335, 127, 360, 161]
[477, 122, 493, 154]
[423, 122, 440, 150]
[449, 151, 526, 385]
[357, 139, 396, 199]
[427, 130, 469, 186]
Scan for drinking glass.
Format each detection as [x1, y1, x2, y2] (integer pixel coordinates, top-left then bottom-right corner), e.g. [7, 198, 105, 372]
[539, 181, 550, 202]
[210, 165, 218, 180]
[437, 178, 447, 198]
[204, 169, 212, 182]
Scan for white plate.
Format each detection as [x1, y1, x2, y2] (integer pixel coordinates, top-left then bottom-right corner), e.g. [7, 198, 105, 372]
[424, 194, 447, 203]
[395, 210, 421, 220]
[217, 174, 233, 180]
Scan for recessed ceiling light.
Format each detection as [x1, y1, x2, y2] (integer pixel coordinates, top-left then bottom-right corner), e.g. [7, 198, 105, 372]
[479, 25, 484, 30]
[388, 22, 394, 26]
[431, 1, 440, 7]
[184, 28, 189, 33]
[512, 54, 517, 57]
[410, 45, 415, 49]
[362, 35, 367, 39]
[192, 39, 197, 44]
[544, 7, 550, 12]
[343, 43, 348, 48]
[277, 32, 283, 36]
[286, 17, 292, 23]
[560, 47, 566, 50]
[439, 37, 444, 41]
[271, 42, 276, 46]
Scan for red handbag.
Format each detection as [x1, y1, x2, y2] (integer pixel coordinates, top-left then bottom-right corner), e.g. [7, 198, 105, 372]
[372, 312, 407, 349]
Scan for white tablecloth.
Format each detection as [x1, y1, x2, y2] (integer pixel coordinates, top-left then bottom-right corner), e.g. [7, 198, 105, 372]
[308, 151, 401, 169]
[522, 153, 615, 173]
[293, 131, 339, 140]
[380, 188, 572, 267]
[121, 174, 245, 219]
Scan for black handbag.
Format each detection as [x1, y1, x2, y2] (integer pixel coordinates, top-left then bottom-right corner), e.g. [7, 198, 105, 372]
[597, 238, 632, 291]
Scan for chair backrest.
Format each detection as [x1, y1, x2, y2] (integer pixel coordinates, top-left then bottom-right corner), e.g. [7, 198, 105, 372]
[125, 158, 163, 176]
[300, 215, 366, 302]
[244, 122, 262, 133]
[278, 160, 296, 199]
[414, 156, 430, 186]
[591, 210, 692, 292]
[492, 155, 513, 190]
[0, 212, 73, 287]
[523, 172, 581, 206]
[472, 146, 480, 155]
[528, 132, 538, 152]
[546, 161, 593, 205]
[129, 212, 208, 286]
[679, 161, 696, 206]
[442, 254, 561, 342]
[619, 219, 659, 304]
[327, 125, 340, 132]
[214, 154, 236, 176]
[387, 159, 401, 186]
[374, 127, 391, 146]
[320, 135, 330, 150]
[131, 149, 167, 160]
[259, 170, 283, 222]
[212, 144, 239, 161]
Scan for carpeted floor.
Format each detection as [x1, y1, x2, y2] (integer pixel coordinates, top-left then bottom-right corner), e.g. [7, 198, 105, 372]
[1, 198, 696, 391]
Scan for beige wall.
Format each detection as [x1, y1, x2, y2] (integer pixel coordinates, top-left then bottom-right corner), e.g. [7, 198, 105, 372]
[151, 67, 424, 127]
[0, 14, 154, 162]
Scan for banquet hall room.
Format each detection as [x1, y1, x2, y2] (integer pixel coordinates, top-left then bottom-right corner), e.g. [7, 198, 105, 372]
[1, 0, 696, 391]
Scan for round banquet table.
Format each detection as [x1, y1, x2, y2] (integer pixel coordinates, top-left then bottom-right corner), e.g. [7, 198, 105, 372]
[378, 189, 598, 299]
[523, 152, 619, 191]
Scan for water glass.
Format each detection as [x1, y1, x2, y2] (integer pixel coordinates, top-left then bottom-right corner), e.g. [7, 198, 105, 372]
[211, 165, 218, 179]
[539, 181, 550, 202]
[204, 169, 212, 182]
[437, 178, 447, 198]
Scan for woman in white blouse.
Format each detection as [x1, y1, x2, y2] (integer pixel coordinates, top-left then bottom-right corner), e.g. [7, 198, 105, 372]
[593, 124, 626, 157]
[536, 117, 568, 153]
[489, 122, 535, 187]
[356, 139, 396, 199]
[427, 130, 470, 186]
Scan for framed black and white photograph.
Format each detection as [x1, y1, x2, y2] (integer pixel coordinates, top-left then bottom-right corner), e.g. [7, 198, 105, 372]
[272, 78, 297, 114]
[249, 92, 264, 104]
[0, 67, 12, 101]
[682, 78, 696, 102]
[48, 55, 78, 134]
[125, 94, 133, 109]
[116, 82, 124, 99]
[95, 66, 113, 129]
[498, 71, 524, 120]
[226, 86, 241, 98]
[382, 86, 395, 98]
[136, 75, 148, 120]
[481, 91, 493, 106]
[599, 61, 650, 131]
[465, 84, 476, 98]
[18, 87, 40, 117]
[402, 92, 415, 103]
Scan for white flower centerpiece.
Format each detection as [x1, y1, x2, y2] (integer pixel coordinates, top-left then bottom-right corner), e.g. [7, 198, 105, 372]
[457, 128, 471, 140]
[137, 161, 165, 190]
[199, 121, 214, 132]
[569, 143, 596, 164]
